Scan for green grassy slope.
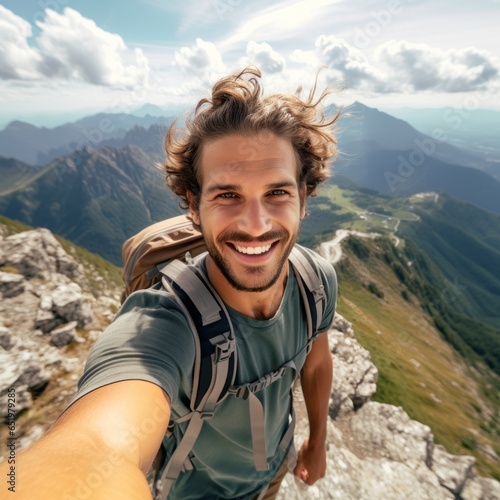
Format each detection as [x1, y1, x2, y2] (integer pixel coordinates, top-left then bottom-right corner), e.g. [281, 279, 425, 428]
[334, 236, 500, 480]
[302, 182, 500, 375]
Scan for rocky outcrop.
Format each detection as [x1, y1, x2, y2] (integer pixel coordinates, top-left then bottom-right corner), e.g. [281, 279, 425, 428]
[1, 226, 499, 499]
[0, 228, 84, 281]
[0, 227, 120, 429]
[278, 315, 500, 500]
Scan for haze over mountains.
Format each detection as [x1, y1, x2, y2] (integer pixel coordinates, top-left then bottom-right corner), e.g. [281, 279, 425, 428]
[0, 110, 172, 166]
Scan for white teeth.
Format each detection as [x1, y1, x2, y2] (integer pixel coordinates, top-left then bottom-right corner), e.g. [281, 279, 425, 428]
[234, 244, 272, 255]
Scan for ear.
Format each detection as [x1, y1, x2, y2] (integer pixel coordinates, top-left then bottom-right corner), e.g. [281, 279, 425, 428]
[186, 191, 200, 225]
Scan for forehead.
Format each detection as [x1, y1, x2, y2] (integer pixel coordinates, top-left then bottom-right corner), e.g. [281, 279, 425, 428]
[198, 133, 299, 188]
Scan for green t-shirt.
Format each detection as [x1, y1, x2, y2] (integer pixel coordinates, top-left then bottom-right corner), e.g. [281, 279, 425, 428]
[72, 248, 337, 499]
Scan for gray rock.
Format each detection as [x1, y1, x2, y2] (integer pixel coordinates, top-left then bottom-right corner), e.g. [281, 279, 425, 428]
[0, 325, 14, 350]
[329, 314, 378, 418]
[349, 402, 434, 470]
[13, 362, 51, 395]
[431, 444, 475, 494]
[50, 283, 94, 327]
[50, 321, 79, 347]
[462, 473, 500, 500]
[39, 294, 53, 311]
[35, 308, 62, 334]
[0, 271, 25, 298]
[2, 228, 83, 280]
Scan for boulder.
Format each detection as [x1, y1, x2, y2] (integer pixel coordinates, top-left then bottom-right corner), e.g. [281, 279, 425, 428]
[431, 444, 475, 494]
[49, 283, 94, 327]
[35, 309, 62, 334]
[349, 401, 434, 470]
[2, 228, 83, 280]
[0, 325, 14, 350]
[50, 321, 81, 347]
[0, 271, 25, 298]
[13, 362, 51, 395]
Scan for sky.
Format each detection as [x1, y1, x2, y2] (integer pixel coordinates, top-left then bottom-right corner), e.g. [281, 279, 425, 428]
[1, 0, 499, 127]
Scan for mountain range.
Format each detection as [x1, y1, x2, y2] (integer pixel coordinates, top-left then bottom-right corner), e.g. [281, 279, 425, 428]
[0, 103, 499, 481]
[3, 101, 499, 215]
[0, 145, 180, 264]
[0, 112, 173, 166]
[335, 102, 494, 171]
[331, 102, 500, 214]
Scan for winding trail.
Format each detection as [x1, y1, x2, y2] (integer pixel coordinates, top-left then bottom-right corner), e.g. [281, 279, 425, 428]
[319, 229, 380, 264]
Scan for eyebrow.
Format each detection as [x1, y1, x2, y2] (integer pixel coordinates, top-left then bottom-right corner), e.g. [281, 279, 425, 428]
[204, 180, 298, 195]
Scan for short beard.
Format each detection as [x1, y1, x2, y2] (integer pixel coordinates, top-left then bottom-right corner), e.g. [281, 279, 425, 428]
[204, 228, 297, 293]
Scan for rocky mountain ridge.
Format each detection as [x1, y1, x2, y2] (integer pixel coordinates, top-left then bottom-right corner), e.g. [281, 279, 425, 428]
[0, 145, 181, 265]
[0, 113, 172, 166]
[0, 225, 498, 499]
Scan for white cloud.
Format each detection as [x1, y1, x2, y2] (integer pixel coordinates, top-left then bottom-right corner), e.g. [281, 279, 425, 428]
[243, 41, 285, 74]
[173, 38, 225, 79]
[289, 49, 318, 67]
[315, 35, 385, 90]
[375, 40, 499, 93]
[36, 8, 149, 87]
[0, 6, 149, 88]
[311, 34, 500, 95]
[0, 5, 41, 80]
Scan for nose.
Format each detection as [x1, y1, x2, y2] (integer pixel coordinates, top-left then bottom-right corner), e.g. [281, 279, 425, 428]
[237, 198, 272, 237]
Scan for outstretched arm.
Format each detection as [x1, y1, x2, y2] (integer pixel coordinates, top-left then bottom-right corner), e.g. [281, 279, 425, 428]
[1, 380, 170, 499]
[294, 332, 333, 485]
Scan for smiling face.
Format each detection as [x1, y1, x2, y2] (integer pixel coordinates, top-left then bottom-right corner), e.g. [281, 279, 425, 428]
[189, 132, 305, 296]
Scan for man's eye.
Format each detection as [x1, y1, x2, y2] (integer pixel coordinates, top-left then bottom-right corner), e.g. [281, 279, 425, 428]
[269, 190, 287, 196]
[218, 193, 237, 199]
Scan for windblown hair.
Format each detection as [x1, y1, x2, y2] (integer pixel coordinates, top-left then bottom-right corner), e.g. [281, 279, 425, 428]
[163, 66, 341, 210]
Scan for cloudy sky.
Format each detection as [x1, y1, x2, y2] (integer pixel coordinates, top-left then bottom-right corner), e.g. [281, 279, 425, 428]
[1, 0, 499, 127]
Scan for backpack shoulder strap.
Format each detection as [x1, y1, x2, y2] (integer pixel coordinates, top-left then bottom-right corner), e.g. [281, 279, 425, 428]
[289, 245, 327, 341]
[154, 259, 237, 500]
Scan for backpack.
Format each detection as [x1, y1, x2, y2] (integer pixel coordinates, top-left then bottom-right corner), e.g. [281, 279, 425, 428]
[121, 214, 327, 500]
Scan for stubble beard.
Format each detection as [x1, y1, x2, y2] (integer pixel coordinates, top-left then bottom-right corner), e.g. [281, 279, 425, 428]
[203, 228, 298, 293]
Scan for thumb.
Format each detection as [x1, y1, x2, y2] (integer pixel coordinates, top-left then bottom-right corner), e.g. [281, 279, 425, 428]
[293, 467, 310, 491]
[299, 468, 309, 482]
[293, 463, 309, 482]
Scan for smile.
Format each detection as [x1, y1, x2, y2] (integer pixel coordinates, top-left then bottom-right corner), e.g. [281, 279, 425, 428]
[233, 244, 272, 255]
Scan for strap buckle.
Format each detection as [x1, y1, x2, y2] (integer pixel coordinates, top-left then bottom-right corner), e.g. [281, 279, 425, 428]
[212, 335, 234, 363]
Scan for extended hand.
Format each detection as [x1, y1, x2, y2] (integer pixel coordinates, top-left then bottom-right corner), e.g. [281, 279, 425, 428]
[293, 438, 327, 485]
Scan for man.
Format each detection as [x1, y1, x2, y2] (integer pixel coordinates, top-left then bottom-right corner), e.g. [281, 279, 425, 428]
[2, 67, 339, 499]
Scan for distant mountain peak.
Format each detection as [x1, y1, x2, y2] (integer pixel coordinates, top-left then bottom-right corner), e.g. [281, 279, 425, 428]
[4, 120, 40, 131]
[132, 103, 167, 117]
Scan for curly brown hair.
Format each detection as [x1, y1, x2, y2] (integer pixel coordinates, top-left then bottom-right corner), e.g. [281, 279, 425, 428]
[163, 66, 340, 210]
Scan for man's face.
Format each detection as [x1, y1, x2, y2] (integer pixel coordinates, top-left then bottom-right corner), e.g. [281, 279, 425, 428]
[190, 132, 306, 293]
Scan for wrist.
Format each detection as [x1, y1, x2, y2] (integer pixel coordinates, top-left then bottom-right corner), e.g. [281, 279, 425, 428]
[307, 435, 327, 451]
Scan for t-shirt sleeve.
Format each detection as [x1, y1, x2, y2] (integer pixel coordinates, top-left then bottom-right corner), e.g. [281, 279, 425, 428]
[68, 287, 196, 407]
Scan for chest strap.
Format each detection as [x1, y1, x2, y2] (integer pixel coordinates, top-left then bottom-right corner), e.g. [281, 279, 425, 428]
[228, 359, 299, 472]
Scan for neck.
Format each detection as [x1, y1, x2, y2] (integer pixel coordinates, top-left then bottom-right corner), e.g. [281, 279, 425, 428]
[206, 257, 289, 320]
